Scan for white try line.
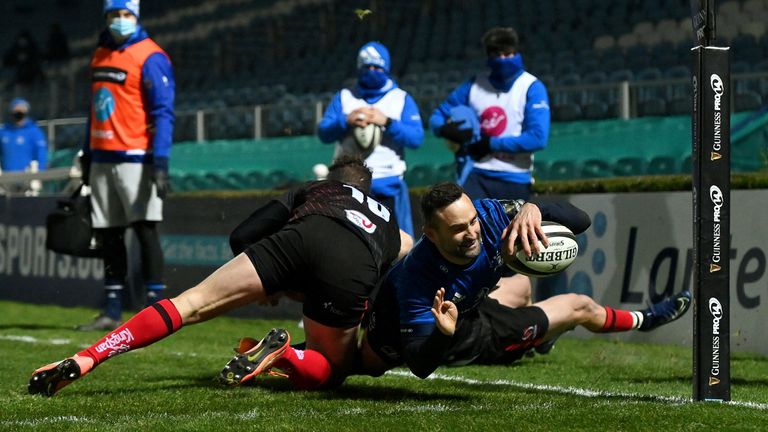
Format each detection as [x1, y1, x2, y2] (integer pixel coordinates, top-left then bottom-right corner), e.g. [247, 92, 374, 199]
[6, 333, 767, 410]
[385, 370, 768, 410]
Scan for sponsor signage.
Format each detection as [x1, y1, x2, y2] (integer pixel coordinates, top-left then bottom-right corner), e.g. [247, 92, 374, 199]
[692, 46, 730, 401]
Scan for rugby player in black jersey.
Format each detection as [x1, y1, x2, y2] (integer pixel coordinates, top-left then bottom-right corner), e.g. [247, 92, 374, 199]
[29, 156, 410, 396]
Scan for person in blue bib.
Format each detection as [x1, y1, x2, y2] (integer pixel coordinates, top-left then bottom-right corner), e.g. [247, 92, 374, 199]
[430, 27, 551, 201]
[318, 41, 424, 236]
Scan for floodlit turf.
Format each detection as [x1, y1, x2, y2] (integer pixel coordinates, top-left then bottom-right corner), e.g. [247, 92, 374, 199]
[2, 300, 768, 431]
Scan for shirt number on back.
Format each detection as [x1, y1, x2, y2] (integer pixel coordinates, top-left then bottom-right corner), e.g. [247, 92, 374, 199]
[344, 185, 391, 222]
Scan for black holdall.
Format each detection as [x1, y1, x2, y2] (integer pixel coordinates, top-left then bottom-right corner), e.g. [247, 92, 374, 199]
[45, 183, 103, 257]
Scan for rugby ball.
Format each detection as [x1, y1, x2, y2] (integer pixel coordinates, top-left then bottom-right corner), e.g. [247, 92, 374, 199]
[505, 222, 579, 277]
[353, 123, 382, 150]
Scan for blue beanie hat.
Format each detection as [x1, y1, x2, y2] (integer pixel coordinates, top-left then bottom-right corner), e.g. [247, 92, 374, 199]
[10, 97, 30, 112]
[357, 42, 390, 73]
[104, 0, 140, 18]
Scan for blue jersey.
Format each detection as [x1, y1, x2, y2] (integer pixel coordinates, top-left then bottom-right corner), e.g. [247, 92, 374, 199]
[391, 199, 514, 327]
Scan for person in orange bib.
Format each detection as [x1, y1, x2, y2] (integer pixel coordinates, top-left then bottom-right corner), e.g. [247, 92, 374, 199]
[78, 0, 175, 331]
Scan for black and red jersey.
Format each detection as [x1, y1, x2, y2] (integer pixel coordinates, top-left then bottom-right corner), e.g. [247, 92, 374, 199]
[279, 180, 401, 273]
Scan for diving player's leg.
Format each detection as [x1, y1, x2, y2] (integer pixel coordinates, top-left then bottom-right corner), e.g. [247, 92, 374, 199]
[534, 290, 692, 340]
[488, 274, 532, 308]
[220, 216, 379, 390]
[172, 253, 266, 324]
[29, 253, 270, 397]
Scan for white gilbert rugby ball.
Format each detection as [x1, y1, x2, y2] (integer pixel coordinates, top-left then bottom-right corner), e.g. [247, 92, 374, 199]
[353, 123, 382, 150]
[506, 222, 579, 277]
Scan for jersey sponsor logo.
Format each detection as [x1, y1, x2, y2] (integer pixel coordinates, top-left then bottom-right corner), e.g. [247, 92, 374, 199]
[91, 129, 114, 139]
[532, 100, 550, 110]
[480, 106, 507, 136]
[93, 87, 116, 122]
[345, 209, 377, 233]
[92, 67, 128, 85]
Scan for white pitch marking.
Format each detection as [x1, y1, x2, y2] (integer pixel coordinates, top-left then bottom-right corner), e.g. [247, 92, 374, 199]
[385, 370, 768, 410]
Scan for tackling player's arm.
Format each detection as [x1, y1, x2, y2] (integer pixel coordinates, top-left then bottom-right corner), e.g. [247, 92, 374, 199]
[501, 199, 591, 235]
[228, 185, 308, 255]
[501, 199, 591, 256]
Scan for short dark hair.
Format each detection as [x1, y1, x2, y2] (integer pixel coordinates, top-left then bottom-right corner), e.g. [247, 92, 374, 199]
[328, 155, 372, 193]
[421, 182, 464, 227]
[482, 27, 518, 57]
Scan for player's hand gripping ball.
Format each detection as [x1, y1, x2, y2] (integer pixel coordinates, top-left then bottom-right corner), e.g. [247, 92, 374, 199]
[353, 123, 383, 151]
[506, 222, 579, 277]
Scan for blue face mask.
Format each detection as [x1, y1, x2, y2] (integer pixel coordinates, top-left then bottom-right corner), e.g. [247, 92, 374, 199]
[358, 68, 388, 89]
[109, 17, 137, 38]
[487, 54, 524, 84]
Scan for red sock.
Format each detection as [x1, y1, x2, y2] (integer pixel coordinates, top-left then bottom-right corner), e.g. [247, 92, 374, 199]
[273, 347, 332, 390]
[77, 299, 183, 366]
[601, 306, 637, 332]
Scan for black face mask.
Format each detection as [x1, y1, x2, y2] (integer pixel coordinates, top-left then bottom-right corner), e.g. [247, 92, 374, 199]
[12, 112, 25, 121]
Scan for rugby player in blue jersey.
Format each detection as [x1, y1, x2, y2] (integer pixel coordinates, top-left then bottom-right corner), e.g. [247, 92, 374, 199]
[229, 182, 691, 383]
[357, 183, 691, 378]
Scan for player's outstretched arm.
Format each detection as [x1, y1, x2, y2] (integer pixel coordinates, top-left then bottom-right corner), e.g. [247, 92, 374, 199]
[529, 199, 591, 234]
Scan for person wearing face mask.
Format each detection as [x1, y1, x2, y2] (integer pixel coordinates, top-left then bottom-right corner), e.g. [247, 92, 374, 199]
[77, 0, 176, 331]
[0, 98, 48, 194]
[318, 41, 424, 236]
[429, 27, 551, 201]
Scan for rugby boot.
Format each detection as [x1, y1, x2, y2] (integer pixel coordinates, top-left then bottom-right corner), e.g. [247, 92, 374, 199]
[638, 290, 692, 332]
[28, 356, 93, 397]
[219, 328, 291, 386]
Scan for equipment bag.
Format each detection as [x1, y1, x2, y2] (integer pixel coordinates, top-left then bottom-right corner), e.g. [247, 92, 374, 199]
[45, 184, 102, 257]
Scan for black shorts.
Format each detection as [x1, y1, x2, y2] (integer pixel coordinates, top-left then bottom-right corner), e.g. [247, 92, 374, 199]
[245, 215, 378, 328]
[459, 298, 550, 365]
[365, 294, 550, 367]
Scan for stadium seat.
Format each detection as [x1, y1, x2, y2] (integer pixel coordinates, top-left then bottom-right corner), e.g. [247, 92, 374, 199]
[681, 154, 693, 173]
[548, 160, 579, 180]
[433, 163, 456, 183]
[405, 165, 436, 188]
[638, 99, 667, 117]
[608, 69, 634, 83]
[532, 161, 549, 181]
[580, 159, 613, 178]
[731, 61, 752, 74]
[553, 103, 583, 122]
[245, 171, 266, 190]
[581, 101, 610, 120]
[636, 67, 662, 82]
[734, 91, 763, 112]
[265, 170, 295, 189]
[614, 157, 648, 177]
[667, 97, 690, 116]
[582, 71, 608, 84]
[647, 156, 679, 175]
[664, 65, 691, 79]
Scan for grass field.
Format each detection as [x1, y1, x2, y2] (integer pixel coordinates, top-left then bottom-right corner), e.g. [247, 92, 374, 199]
[2, 300, 768, 431]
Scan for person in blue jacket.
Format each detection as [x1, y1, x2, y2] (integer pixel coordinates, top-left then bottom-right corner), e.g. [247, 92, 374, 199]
[77, 0, 175, 331]
[0, 98, 47, 172]
[318, 41, 424, 235]
[0, 98, 48, 194]
[430, 27, 551, 201]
